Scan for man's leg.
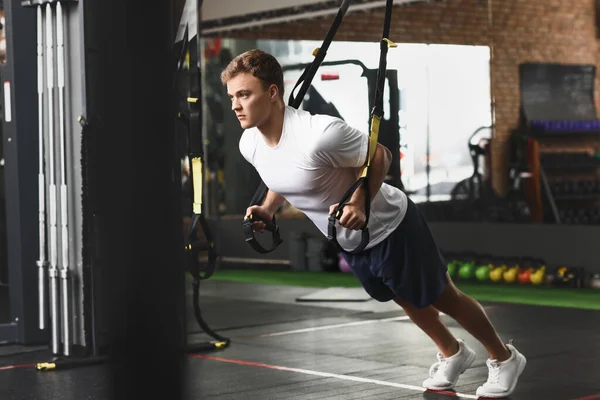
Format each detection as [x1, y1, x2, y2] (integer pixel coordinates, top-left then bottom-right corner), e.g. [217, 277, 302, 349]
[393, 297, 458, 358]
[394, 273, 509, 361]
[431, 273, 510, 361]
[396, 273, 526, 397]
[394, 288, 477, 391]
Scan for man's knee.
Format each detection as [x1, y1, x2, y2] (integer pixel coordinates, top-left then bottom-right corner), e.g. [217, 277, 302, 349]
[432, 283, 463, 314]
[394, 296, 440, 317]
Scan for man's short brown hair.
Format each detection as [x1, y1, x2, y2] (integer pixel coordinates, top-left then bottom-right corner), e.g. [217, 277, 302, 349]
[220, 49, 284, 99]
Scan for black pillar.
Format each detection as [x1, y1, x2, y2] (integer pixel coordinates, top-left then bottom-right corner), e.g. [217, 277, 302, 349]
[81, 0, 185, 397]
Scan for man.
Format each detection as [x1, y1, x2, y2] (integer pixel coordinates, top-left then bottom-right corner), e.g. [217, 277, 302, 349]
[221, 49, 526, 398]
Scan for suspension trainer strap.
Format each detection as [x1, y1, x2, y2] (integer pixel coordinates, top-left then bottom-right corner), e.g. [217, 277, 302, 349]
[328, 0, 396, 254]
[177, 28, 219, 282]
[244, 0, 352, 254]
[288, 0, 351, 108]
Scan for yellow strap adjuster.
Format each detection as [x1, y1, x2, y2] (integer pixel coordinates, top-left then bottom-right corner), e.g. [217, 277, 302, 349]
[383, 38, 397, 48]
[191, 157, 203, 214]
[360, 115, 381, 178]
[312, 47, 320, 57]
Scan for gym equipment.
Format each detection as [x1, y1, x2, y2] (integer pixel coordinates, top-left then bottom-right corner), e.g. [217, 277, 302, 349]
[553, 266, 585, 288]
[447, 261, 458, 278]
[530, 266, 546, 285]
[489, 265, 505, 282]
[46, 2, 60, 356]
[243, 0, 351, 254]
[458, 262, 476, 280]
[36, 5, 47, 334]
[176, 1, 230, 352]
[475, 265, 490, 281]
[503, 266, 519, 283]
[56, 2, 73, 357]
[328, 0, 396, 254]
[518, 268, 532, 284]
[450, 125, 493, 204]
[30, 0, 73, 357]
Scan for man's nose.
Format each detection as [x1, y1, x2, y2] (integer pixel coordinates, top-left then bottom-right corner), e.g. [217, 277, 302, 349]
[231, 98, 241, 111]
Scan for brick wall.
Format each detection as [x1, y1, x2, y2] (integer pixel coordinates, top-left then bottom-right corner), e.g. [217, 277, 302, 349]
[223, 0, 600, 194]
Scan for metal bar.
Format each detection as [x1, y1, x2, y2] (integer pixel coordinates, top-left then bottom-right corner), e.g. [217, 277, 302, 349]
[45, 3, 61, 355]
[56, 1, 71, 357]
[539, 166, 561, 224]
[36, 4, 48, 332]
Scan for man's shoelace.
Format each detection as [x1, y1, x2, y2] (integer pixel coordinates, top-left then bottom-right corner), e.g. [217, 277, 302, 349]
[429, 353, 448, 378]
[486, 361, 501, 384]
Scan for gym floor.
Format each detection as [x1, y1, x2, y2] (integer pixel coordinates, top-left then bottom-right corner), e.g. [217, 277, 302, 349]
[1, 280, 599, 400]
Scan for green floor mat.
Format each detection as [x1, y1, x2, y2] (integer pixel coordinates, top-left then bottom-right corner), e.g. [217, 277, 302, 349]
[211, 269, 600, 310]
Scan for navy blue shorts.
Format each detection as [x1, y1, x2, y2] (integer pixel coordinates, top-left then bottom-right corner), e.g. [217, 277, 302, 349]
[342, 197, 448, 308]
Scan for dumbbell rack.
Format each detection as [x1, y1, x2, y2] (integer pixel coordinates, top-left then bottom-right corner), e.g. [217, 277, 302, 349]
[520, 120, 600, 225]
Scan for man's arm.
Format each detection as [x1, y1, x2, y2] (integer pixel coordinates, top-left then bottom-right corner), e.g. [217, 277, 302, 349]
[246, 189, 287, 232]
[350, 142, 392, 208]
[329, 142, 392, 231]
[260, 190, 287, 216]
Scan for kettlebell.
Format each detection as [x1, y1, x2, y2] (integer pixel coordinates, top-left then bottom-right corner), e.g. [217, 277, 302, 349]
[518, 268, 532, 284]
[530, 266, 546, 285]
[447, 261, 458, 278]
[459, 262, 476, 280]
[475, 265, 490, 281]
[490, 265, 505, 282]
[503, 266, 519, 283]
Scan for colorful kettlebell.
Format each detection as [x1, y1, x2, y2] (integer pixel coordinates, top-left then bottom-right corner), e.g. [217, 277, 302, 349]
[530, 266, 546, 285]
[503, 266, 519, 283]
[518, 268, 532, 284]
[475, 265, 490, 281]
[490, 265, 506, 282]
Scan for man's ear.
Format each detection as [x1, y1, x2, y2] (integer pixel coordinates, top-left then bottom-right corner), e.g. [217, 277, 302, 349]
[269, 84, 279, 101]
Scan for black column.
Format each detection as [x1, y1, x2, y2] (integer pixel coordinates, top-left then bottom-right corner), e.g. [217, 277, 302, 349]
[81, 0, 185, 397]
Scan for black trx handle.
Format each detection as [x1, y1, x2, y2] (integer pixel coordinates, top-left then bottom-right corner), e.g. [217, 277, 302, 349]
[242, 181, 284, 253]
[242, 214, 283, 254]
[327, 0, 395, 254]
[245, 0, 352, 254]
[327, 177, 370, 254]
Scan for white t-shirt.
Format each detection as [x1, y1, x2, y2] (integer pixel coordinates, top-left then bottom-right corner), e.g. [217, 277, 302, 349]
[239, 106, 408, 251]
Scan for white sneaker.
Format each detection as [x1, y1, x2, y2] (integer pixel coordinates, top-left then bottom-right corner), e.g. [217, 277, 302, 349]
[422, 339, 476, 391]
[476, 343, 527, 398]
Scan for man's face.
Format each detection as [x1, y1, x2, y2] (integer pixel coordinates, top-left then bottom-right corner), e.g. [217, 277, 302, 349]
[227, 72, 276, 130]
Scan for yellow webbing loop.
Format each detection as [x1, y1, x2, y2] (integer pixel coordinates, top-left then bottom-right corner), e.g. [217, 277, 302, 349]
[192, 157, 203, 214]
[383, 38, 397, 48]
[312, 47, 320, 56]
[360, 115, 381, 178]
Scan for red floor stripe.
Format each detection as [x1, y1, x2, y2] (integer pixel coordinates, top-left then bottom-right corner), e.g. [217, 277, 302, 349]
[0, 363, 36, 371]
[571, 394, 600, 400]
[189, 354, 478, 399]
[189, 354, 296, 371]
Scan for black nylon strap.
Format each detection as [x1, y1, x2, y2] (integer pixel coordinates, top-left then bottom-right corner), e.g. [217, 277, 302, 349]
[327, 0, 394, 254]
[288, 0, 351, 108]
[245, 0, 351, 254]
[177, 30, 219, 281]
